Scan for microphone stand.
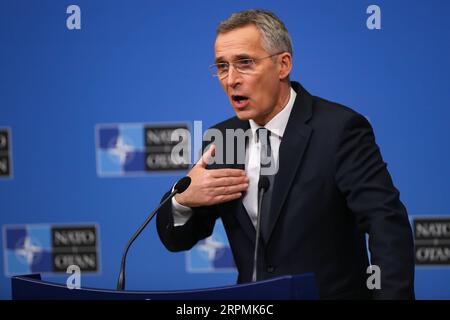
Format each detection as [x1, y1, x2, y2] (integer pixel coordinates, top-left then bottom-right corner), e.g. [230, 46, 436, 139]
[117, 176, 190, 290]
[252, 177, 270, 282]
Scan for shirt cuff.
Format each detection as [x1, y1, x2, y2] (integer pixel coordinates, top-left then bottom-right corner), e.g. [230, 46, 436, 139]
[172, 188, 193, 226]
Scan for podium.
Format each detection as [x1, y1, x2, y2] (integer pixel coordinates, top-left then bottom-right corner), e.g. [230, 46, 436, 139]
[11, 273, 319, 300]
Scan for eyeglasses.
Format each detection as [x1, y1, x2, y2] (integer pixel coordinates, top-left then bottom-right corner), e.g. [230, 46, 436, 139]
[209, 52, 283, 79]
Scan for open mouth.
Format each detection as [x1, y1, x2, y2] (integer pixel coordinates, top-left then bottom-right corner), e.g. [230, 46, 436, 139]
[232, 95, 248, 102]
[231, 95, 250, 109]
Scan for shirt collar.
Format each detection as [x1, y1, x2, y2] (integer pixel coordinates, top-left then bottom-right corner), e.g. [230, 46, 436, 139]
[249, 87, 297, 139]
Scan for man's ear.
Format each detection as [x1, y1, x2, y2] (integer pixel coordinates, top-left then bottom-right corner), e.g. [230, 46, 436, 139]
[278, 52, 292, 80]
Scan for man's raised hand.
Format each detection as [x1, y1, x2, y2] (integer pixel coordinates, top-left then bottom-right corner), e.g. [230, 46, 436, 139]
[174, 145, 249, 207]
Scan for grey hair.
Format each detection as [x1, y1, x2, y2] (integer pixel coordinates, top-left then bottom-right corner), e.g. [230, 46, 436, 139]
[217, 9, 293, 56]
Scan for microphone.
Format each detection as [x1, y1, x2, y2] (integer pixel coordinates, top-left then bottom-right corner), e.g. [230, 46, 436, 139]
[116, 176, 191, 290]
[252, 176, 270, 282]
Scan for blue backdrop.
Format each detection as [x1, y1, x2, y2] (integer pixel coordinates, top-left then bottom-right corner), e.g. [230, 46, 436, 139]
[1, 0, 449, 299]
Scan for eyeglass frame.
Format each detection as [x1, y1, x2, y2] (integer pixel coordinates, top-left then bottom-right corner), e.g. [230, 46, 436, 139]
[209, 52, 285, 79]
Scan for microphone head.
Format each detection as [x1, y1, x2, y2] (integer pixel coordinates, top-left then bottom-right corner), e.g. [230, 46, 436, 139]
[258, 176, 270, 191]
[174, 176, 191, 194]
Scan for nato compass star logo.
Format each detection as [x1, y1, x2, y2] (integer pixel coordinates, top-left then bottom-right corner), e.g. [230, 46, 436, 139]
[108, 136, 134, 165]
[96, 124, 145, 176]
[187, 220, 236, 272]
[197, 237, 225, 261]
[15, 236, 43, 266]
[3, 225, 53, 275]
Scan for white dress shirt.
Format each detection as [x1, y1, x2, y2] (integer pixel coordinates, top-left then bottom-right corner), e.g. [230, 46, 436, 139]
[172, 87, 297, 227]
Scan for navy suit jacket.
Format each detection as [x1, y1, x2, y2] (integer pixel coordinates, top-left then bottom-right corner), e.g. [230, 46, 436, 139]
[157, 82, 415, 299]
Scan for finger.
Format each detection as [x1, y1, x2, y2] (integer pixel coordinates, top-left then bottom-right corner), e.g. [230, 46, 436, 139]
[208, 176, 249, 187]
[197, 144, 215, 168]
[211, 183, 249, 196]
[209, 168, 246, 178]
[211, 192, 243, 205]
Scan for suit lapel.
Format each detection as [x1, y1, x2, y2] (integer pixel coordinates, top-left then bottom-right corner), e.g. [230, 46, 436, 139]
[264, 82, 313, 243]
[220, 119, 255, 242]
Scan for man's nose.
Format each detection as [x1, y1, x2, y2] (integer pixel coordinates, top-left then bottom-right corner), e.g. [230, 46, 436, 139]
[226, 65, 241, 88]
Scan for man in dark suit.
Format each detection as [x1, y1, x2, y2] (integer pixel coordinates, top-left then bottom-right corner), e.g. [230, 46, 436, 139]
[157, 9, 415, 299]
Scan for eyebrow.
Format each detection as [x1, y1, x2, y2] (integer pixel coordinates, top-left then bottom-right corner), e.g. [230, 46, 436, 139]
[215, 54, 252, 64]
